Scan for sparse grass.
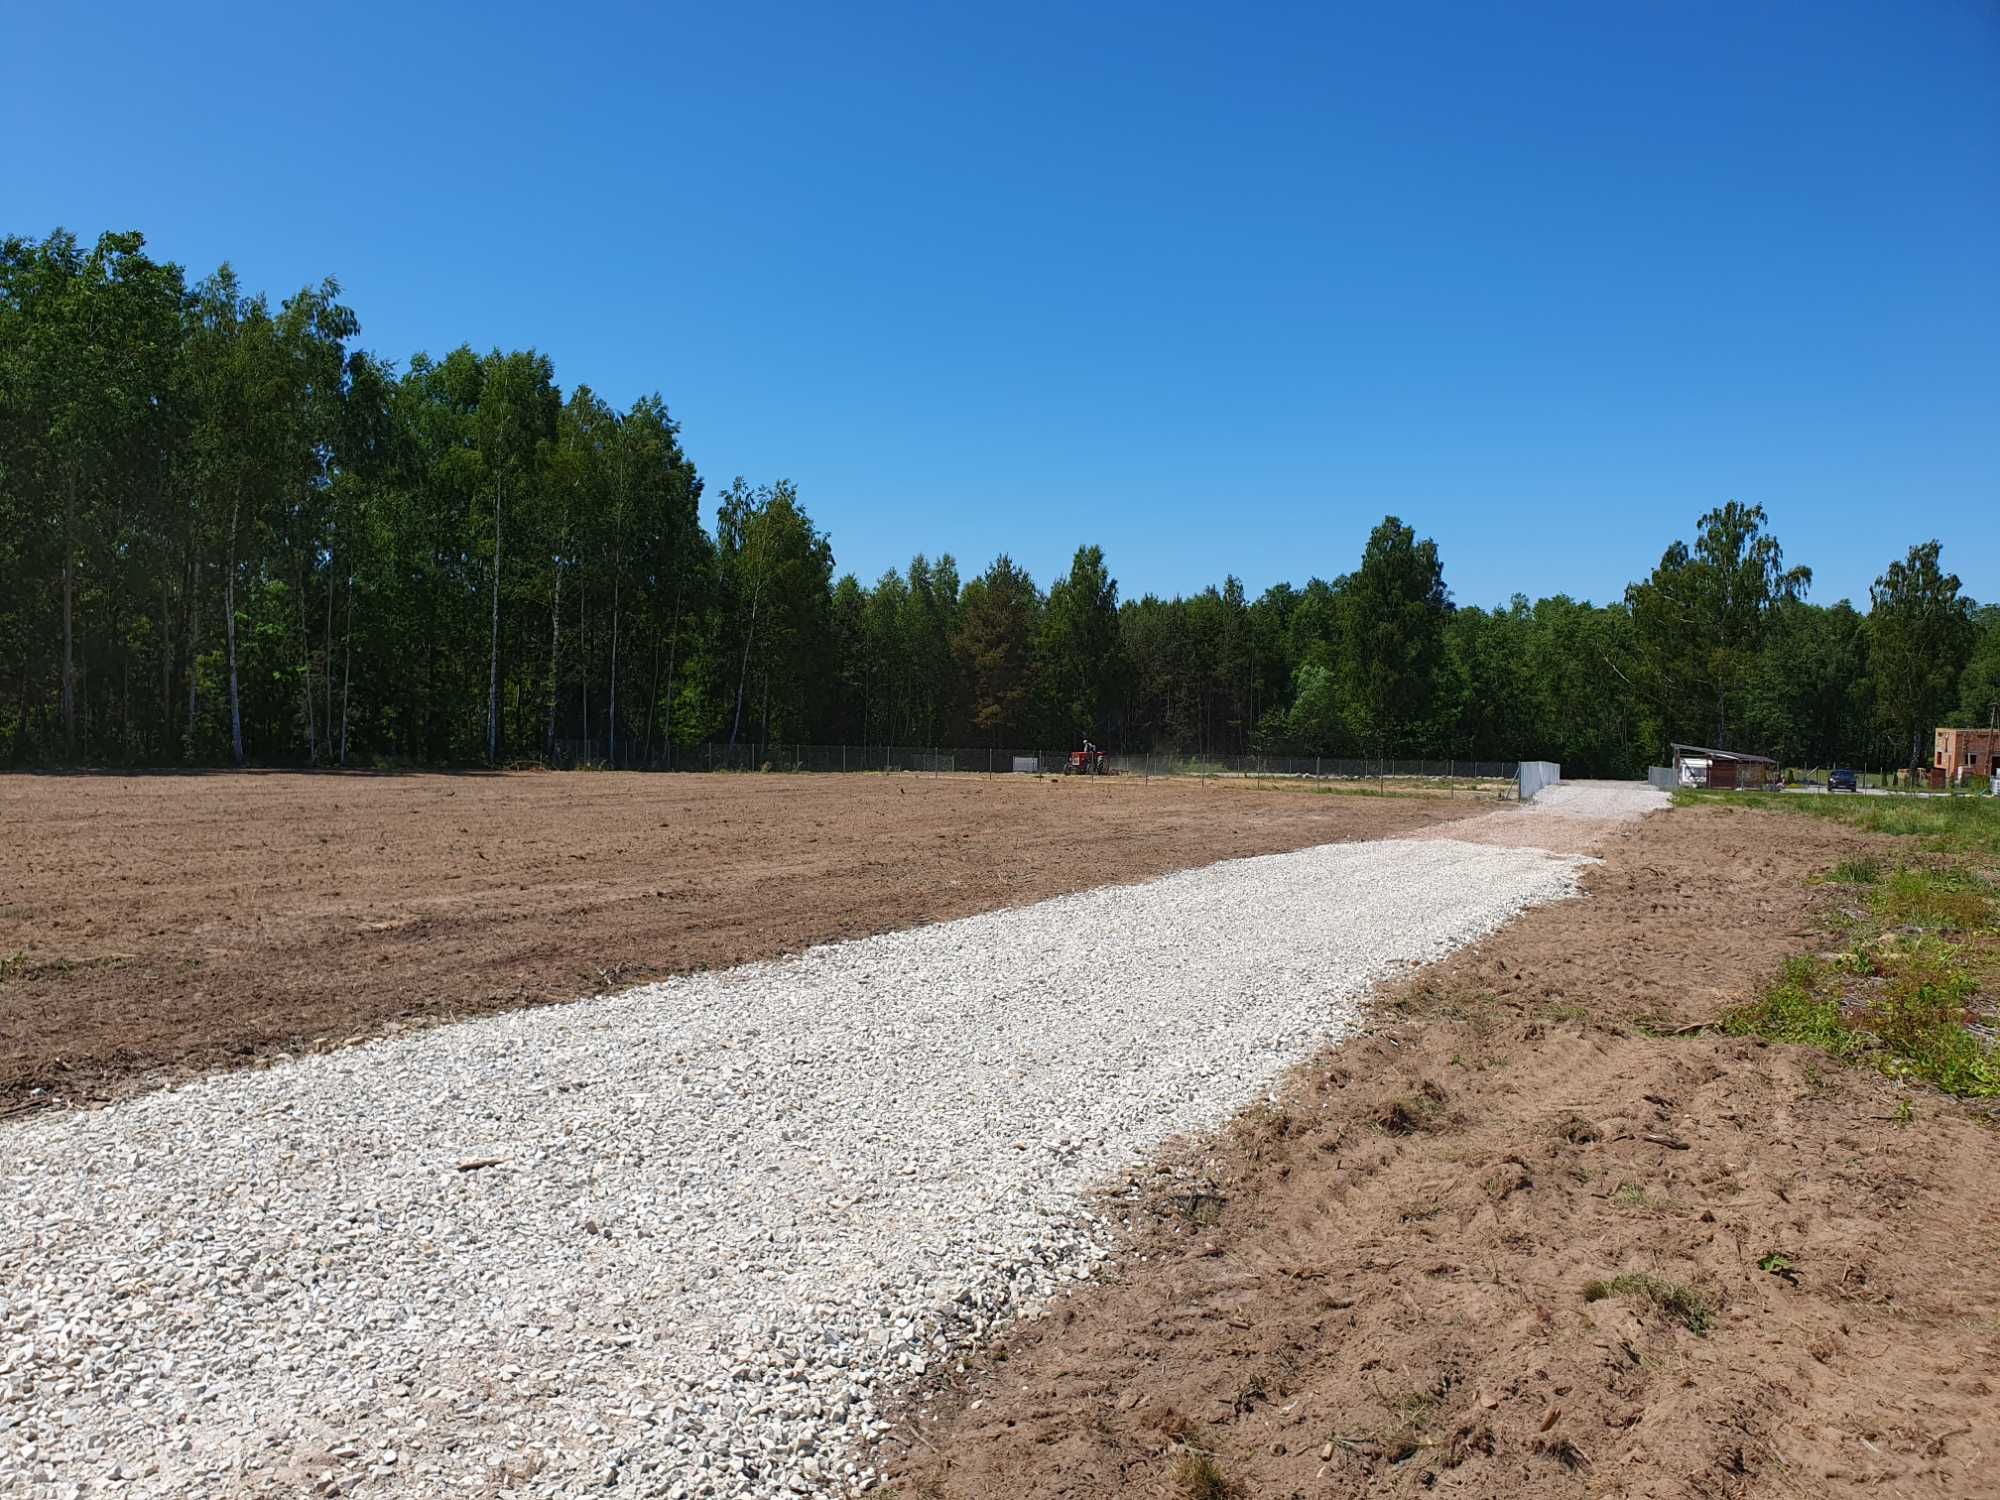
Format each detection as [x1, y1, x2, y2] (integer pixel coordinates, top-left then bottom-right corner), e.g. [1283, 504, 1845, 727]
[1378, 1390, 1440, 1462]
[1681, 788, 2000, 860]
[1865, 941, 1997, 1095]
[1828, 855, 1883, 885]
[1726, 943, 2000, 1097]
[1723, 957, 1857, 1056]
[1582, 1272, 1716, 1335]
[1170, 1451, 1241, 1500]
[0, 951, 91, 982]
[1872, 867, 1993, 932]
[1610, 1181, 1683, 1213]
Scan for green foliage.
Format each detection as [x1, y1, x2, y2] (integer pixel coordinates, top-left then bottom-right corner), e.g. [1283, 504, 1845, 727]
[1957, 606, 2000, 727]
[1746, 598, 1873, 769]
[1860, 937, 1996, 1095]
[1757, 1252, 1799, 1280]
[716, 478, 834, 747]
[0, 227, 1989, 772]
[1723, 958, 1858, 1056]
[1040, 545, 1124, 741]
[1722, 891, 1999, 1098]
[0, 230, 711, 766]
[1339, 517, 1448, 752]
[1626, 501, 1809, 754]
[1284, 662, 1343, 750]
[954, 555, 1040, 745]
[1870, 541, 1974, 771]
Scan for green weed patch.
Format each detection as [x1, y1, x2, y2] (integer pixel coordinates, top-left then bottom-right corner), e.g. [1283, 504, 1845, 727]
[1725, 940, 1998, 1098]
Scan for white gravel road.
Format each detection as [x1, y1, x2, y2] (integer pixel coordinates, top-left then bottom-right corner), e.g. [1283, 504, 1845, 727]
[1, 831, 1601, 1500]
[1419, 778, 1672, 853]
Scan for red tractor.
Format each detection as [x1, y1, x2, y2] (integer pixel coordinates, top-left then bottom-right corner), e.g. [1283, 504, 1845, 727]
[1066, 740, 1109, 775]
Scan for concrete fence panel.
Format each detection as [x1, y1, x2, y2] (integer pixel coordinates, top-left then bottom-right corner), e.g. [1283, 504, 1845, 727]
[1647, 766, 1677, 792]
[1517, 761, 1561, 801]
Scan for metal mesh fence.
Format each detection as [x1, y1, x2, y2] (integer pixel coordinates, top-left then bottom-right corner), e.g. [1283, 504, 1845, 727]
[549, 740, 1519, 782]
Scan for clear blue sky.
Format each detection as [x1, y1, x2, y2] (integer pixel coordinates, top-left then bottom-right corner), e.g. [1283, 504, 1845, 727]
[6, 1, 1996, 610]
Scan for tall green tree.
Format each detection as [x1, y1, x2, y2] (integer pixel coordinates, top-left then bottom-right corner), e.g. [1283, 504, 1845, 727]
[1624, 502, 1816, 756]
[1870, 541, 1973, 771]
[955, 555, 1040, 746]
[1626, 500, 1810, 755]
[1040, 544, 1123, 743]
[1339, 516, 1448, 755]
[716, 478, 832, 747]
[0, 231, 183, 756]
[617, 393, 705, 762]
[475, 349, 558, 761]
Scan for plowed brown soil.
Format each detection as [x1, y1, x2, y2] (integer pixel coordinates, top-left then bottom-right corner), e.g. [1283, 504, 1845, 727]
[0, 770, 1481, 1110]
[885, 805, 2000, 1500]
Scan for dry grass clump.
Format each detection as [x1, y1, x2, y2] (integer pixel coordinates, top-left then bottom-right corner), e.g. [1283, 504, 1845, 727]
[1170, 1451, 1242, 1499]
[1583, 1272, 1715, 1335]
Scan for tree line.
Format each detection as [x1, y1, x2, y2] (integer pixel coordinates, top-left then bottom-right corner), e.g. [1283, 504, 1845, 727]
[3, 230, 1995, 776]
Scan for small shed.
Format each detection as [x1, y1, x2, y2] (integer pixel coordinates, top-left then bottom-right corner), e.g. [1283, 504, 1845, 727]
[1671, 743, 1778, 791]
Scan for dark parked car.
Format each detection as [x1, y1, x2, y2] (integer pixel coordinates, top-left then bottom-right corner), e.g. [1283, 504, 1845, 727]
[1828, 768, 1858, 793]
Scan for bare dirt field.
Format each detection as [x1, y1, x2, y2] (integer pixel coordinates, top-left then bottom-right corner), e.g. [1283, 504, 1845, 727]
[885, 805, 2000, 1499]
[0, 770, 1481, 1110]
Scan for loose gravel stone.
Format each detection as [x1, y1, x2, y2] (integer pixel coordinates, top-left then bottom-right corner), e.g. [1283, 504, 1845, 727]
[1414, 778, 1670, 853]
[0, 834, 1589, 1497]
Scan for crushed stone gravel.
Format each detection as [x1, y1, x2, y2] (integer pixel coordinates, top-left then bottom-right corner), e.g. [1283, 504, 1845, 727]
[1523, 780, 1673, 821]
[1, 835, 1593, 1499]
[1414, 778, 1671, 853]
